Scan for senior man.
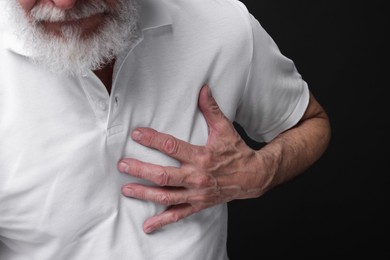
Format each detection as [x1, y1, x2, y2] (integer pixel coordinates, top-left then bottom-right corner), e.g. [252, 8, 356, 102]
[0, 0, 331, 259]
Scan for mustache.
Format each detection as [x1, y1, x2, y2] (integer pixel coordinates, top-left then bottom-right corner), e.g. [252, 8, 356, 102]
[30, 1, 112, 23]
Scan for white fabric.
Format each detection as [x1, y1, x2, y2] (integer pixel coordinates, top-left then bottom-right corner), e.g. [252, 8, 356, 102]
[0, 0, 309, 259]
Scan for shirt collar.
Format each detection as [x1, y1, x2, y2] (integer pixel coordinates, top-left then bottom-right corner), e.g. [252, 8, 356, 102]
[0, 27, 32, 57]
[1, 0, 173, 57]
[139, 0, 173, 31]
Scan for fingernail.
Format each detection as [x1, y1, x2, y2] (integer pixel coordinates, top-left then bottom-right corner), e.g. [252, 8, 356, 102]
[122, 186, 134, 197]
[118, 161, 129, 173]
[132, 129, 142, 142]
[144, 226, 154, 234]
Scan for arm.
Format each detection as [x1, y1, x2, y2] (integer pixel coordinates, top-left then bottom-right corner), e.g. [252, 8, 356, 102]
[253, 91, 331, 194]
[118, 85, 331, 233]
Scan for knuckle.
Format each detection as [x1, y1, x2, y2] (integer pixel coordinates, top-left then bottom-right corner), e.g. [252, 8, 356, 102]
[141, 132, 154, 147]
[159, 194, 172, 205]
[163, 137, 179, 155]
[132, 161, 143, 177]
[155, 169, 170, 186]
[169, 212, 182, 223]
[193, 175, 215, 188]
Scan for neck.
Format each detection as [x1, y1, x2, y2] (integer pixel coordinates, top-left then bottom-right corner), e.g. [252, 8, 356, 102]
[93, 60, 115, 95]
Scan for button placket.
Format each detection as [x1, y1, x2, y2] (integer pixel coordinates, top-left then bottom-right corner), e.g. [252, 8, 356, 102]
[106, 93, 125, 136]
[78, 72, 111, 126]
[97, 99, 108, 111]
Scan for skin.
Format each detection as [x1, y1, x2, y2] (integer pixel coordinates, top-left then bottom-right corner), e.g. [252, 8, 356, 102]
[18, 0, 109, 31]
[119, 85, 331, 234]
[19, 0, 332, 234]
[17, 0, 116, 91]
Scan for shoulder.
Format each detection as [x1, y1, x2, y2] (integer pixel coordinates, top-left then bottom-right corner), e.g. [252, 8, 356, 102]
[164, 0, 251, 15]
[162, 0, 254, 36]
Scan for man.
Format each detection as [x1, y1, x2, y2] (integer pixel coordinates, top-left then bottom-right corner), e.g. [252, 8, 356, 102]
[0, 0, 331, 259]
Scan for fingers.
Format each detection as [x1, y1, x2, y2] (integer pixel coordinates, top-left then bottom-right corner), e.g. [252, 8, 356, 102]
[118, 84, 248, 234]
[130, 128, 201, 163]
[118, 158, 219, 189]
[143, 204, 196, 234]
[129, 85, 233, 162]
[121, 184, 188, 206]
[122, 181, 245, 233]
[138, 183, 241, 234]
[118, 159, 185, 187]
[121, 181, 222, 206]
[121, 185, 208, 234]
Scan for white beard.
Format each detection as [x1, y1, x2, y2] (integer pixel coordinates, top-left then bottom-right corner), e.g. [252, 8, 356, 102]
[1, 0, 139, 75]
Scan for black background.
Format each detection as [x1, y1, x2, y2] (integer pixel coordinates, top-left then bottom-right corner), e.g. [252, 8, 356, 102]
[228, 0, 388, 258]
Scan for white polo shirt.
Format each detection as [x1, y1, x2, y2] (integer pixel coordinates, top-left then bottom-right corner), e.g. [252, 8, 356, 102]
[0, 0, 309, 259]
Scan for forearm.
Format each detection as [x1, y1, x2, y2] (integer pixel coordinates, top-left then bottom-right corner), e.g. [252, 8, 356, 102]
[256, 92, 331, 192]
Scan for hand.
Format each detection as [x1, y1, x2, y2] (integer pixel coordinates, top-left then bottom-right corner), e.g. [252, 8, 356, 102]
[118, 85, 273, 234]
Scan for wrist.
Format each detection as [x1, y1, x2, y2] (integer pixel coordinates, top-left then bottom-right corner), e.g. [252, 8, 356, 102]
[254, 143, 283, 194]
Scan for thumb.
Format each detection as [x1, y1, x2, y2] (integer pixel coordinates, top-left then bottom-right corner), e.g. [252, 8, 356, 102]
[198, 85, 226, 131]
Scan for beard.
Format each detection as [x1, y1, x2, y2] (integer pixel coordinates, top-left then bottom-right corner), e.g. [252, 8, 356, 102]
[1, 0, 139, 75]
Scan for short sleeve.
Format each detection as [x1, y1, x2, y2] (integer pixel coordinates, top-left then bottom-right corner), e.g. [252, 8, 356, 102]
[235, 13, 310, 143]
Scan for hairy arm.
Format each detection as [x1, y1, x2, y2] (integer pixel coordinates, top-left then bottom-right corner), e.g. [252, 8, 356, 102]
[252, 92, 331, 195]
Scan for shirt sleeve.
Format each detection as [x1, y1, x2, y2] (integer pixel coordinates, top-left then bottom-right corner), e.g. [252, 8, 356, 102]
[234, 12, 310, 143]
